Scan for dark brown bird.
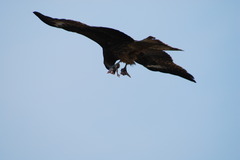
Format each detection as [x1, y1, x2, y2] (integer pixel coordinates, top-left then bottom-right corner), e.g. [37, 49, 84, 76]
[33, 11, 196, 82]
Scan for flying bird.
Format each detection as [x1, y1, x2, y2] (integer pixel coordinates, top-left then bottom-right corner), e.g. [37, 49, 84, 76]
[33, 11, 196, 82]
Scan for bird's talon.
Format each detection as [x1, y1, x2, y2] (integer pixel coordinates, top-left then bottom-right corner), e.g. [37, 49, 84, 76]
[107, 70, 115, 75]
[107, 62, 121, 76]
[121, 68, 131, 78]
[116, 69, 120, 77]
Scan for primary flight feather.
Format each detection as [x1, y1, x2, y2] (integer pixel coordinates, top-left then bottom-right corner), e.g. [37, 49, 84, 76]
[33, 11, 196, 82]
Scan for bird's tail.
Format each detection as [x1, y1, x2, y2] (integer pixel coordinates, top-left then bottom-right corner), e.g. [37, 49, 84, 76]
[136, 36, 183, 51]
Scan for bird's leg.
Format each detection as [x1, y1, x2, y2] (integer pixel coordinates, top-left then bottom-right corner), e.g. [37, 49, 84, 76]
[107, 61, 120, 77]
[120, 64, 131, 78]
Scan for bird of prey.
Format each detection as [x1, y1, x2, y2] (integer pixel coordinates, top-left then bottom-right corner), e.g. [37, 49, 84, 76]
[33, 11, 196, 82]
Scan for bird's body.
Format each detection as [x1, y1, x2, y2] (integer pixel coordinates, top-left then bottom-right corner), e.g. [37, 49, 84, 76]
[33, 11, 196, 82]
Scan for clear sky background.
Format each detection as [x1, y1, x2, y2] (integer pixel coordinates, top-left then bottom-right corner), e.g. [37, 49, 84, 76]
[1, 0, 240, 160]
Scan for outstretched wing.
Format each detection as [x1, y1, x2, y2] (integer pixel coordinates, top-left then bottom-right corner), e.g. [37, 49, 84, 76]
[33, 12, 134, 48]
[136, 49, 196, 82]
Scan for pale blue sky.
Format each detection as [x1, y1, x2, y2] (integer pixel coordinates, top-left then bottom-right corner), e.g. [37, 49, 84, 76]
[1, 0, 240, 160]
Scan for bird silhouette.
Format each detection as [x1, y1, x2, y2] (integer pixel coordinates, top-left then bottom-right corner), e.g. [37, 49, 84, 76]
[34, 11, 196, 82]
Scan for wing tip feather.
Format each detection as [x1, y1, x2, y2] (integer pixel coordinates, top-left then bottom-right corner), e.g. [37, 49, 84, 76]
[33, 11, 42, 17]
[186, 75, 196, 83]
[33, 11, 60, 28]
